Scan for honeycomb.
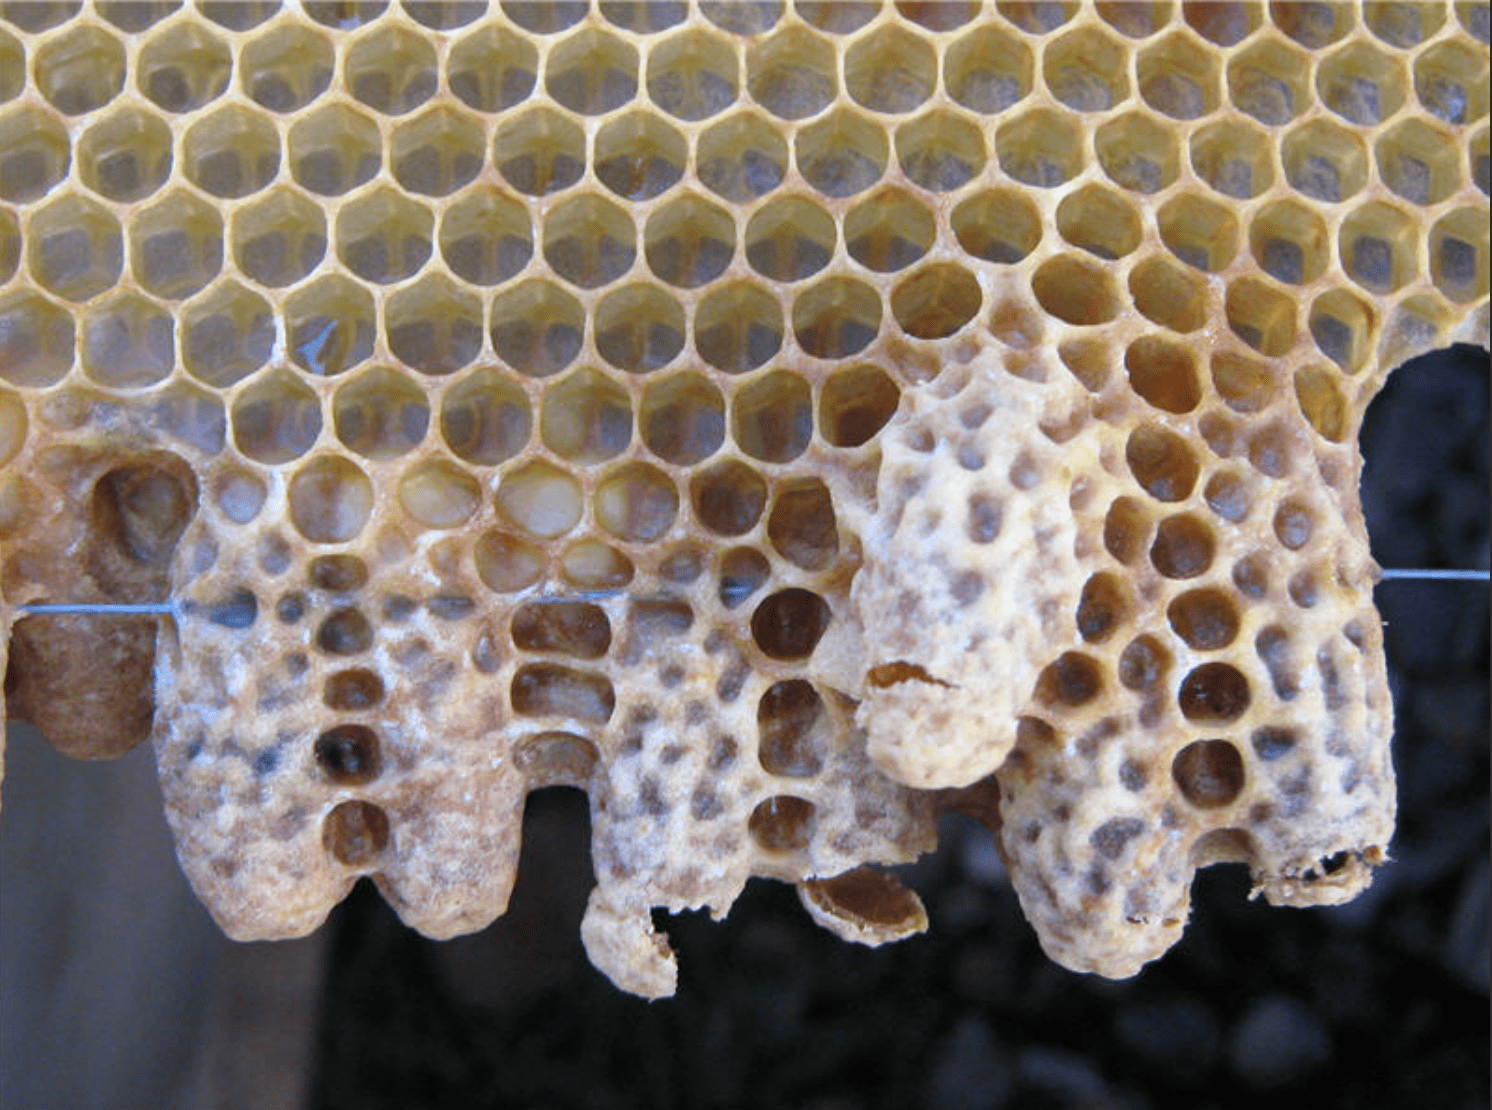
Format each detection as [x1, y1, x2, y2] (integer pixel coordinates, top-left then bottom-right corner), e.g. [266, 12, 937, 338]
[0, 0, 1487, 998]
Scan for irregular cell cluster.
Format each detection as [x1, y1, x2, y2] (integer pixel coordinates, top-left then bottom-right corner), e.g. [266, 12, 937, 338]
[0, 0, 1487, 997]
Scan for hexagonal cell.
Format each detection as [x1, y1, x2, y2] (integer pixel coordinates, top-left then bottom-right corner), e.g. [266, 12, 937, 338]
[844, 23, 935, 115]
[697, 0, 782, 34]
[1340, 201, 1418, 294]
[546, 27, 638, 115]
[448, 23, 538, 112]
[646, 28, 737, 122]
[1429, 206, 1489, 304]
[1130, 256, 1208, 334]
[184, 105, 280, 199]
[1270, 0, 1355, 47]
[952, 188, 1042, 264]
[594, 111, 686, 202]
[1318, 42, 1406, 127]
[541, 368, 633, 464]
[1056, 184, 1142, 260]
[398, 460, 480, 530]
[794, 0, 875, 33]
[241, 23, 333, 112]
[1473, 125, 1490, 196]
[1227, 35, 1311, 125]
[181, 280, 274, 388]
[404, 1, 485, 30]
[304, 1, 389, 29]
[944, 24, 1032, 114]
[475, 530, 545, 593]
[601, 0, 688, 32]
[490, 279, 585, 377]
[0, 2, 81, 33]
[1096, 112, 1180, 197]
[3, 109, 72, 209]
[392, 106, 484, 197]
[288, 104, 381, 197]
[1044, 26, 1131, 112]
[846, 187, 935, 273]
[1031, 255, 1120, 327]
[792, 278, 881, 360]
[286, 275, 375, 378]
[28, 194, 123, 303]
[335, 186, 433, 284]
[0, 28, 21, 104]
[733, 370, 812, 463]
[996, 108, 1083, 188]
[1365, 1, 1446, 46]
[595, 283, 685, 374]
[560, 540, 633, 591]
[1126, 334, 1201, 415]
[543, 194, 637, 289]
[895, 108, 985, 194]
[1309, 288, 1375, 372]
[695, 280, 783, 373]
[643, 194, 734, 289]
[818, 363, 899, 449]
[1292, 364, 1350, 443]
[135, 19, 230, 114]
[1279, 118, 1368, 205]
[348, 22, 437, 115]
[894, 0, 976, 29]
[1126, 426, 1201, 503]
[1191, 119, 1274, 199]
[75, 108, 171, 205]
[747, 24, 836, 120]
[289, 456, 374, 544]
[1137, 29, 1220, 120]
[441, 368, 532, 466]
[1225, 276, 1298, 356]
[892, 263, 981, 341]
[198, 1, 280, 31]
[1415, 41, 1488, 125]
[495, 106, 585, 197]
[1183, 0, 1261, 45]
[35, 23, 126, 116]
[0, 207, 17, 282]
[697, 111, 788, 202]
[440, 189, 532, 286]
[131, 188, 223, 300]
[497, 460, 584, 538]
[1095, 0, 1172, 37]
[640, 371, 724, 464]
[231, 188, 326, 289]
[232, 371, 322, 464]
[791, 108, 886, 199]
[385, 274, 482, 377]
[1249, 200, 1330, 286]
[690, 457, 767, 535]
[1374, 118, 1461, 206]
[0, 289, 73, 388]
[333, 366, 430, 460]
[493, 0, 583, 32]
[1455, 0, 1488, 41]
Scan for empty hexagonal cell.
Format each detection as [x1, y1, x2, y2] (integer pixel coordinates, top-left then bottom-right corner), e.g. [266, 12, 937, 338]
[404, 0, 485, 30]
[733, 370, 812, 463]
[540, 368, 632, 463]
[756, 677, 829, 775]
[232, 371, 323, 464]
[900, 0, 980, 29]
[441, 368, 532, 466]
[334, 366, 430, 460]
[845, 187, 934, 272]
[1340, 201, 1418, 294]
[690, 458, 767, 536]
[543, 194, 637, 289]
[439, 189, 532, 286]
[0, 106, 69, 203]
[1095, 111, 1178, 195]
[594, 282, 685, 373]
[644, 193, 735, 289]
[845, 23, 935, 115]
[646, 28, 737, 122]
[819, 363, 899, 449]
[1158, 192, 1239, 272]
[1095, 0, 1172, 37]
[600, 0, 687, 31]
[695, 280, 782, 373]
[289, 456, 374, 544]
[475, 530, 545, 593]
[1126, 426, 1201, 502]
[746, 195, 835, 283]
[35, 23, 125, 116]
[0, 28, 21, 104]
[952, 188, 1042, 264]
[398, 460, 481, 530]
[1225, 276, 1298, 356]
[392, 107, 484, 197]
[494, 106, 585, 197]
[184, 105, 279, 199]
[131, 188, 223, 300]
[1365, 1, 1446, 47]
[1191, 119, 1274, 200]
[751, 589, 830, 661]
[304, 1, 389, 29]
[1130, 256, 1209, 334]
[347, 22, 436, 115]
[559, 538, 631, 589]
[1137, 29, 1220, 120]
[944, 24, 1031, 114]
[1249, 200, 1330, 286]
[747, 24, 836, 120]
[28, 194, 123, 303]
[497, 459, 584, 538]
[1270, 0, 1355, 47]
[1293, 364, 1350, 443]
[137, 19, 230, 113]
[241, 23, 333, 112]
[1044, 25, 1130, 112]
[288, 104, 381, 197]
[1429, 207, 1489, 304]
[77, 107, 172, 203]
[1183, 0, 1262, 45]
[1126, 335, 1201, 414]
[198, 1, 280, 31]
[1227, 35, 1310, 125]
[1472, 125, 1490, 196]
[496, 0, 586, 32]
[0, 208, 17, 282]
[0, 290, 73, 388]
[1278, 118, 1368, 205]
[286, 275, 375, 378]
[1032, 255, 1120, 327]
[891, 264, 981, 341]
[895, 109, 985, 193]
[491, 279, 585, 377]
[1056, 184, 1142, 261]
[0, 1, 81, 33]
[793, 0, 874, 33]
[792, 278, 881, 361]
[386, 274, 483, 376]
[1309, 288, 1375, 372]
[1318, 41, 1406, 126]
[181, 281, 274, 388]
[796, 108, 889, 198]
[996, 108, 1083, 188]
[546, 27, 638, 115]
[640, 371, 724, 464]
[594, 111, 686, 201]
[448, 23, 537, 112]
[1375, 117, 1463, 206]
[594, 462, 678, 544]
[232, 188, 326, 289]
[336, 187, 433, 283]
[697, 111, 787, 202]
